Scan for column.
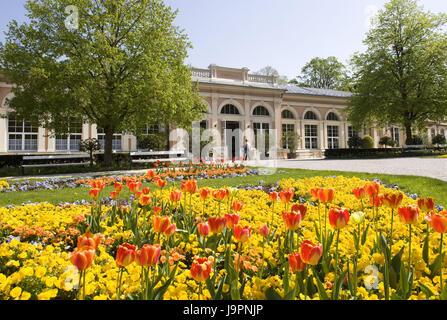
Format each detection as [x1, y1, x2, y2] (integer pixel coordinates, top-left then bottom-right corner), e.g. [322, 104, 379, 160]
[340, 122, 346, 148]
[0, 114, 7, 153]
[37, 127, 46, 153]
[300, 121, 305, 150]
[320, 121, 325, 150]
[273, 98, 281, 157]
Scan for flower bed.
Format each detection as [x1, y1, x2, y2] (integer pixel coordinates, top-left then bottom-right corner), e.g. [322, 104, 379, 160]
[0, 175, 446, 300]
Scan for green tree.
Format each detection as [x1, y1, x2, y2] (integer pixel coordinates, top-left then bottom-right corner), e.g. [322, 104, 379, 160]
[297, 56, 348, 90]
[0, 0, 205, 165]
[253, 66, 288, 85]
[347, 0, 447, 145]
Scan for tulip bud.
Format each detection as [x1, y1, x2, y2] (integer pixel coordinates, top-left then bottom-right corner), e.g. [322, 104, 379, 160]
[301, 240, 322, 265]
[197, 222, 210, 237]
[233, 225, 252, 243]
[288, 252, 306, 272]
[190, 258, 213, 282]
[70, 247, 96, 271]
[351, 211, 366, 225]
[116, 243, 137, 268]
[328, 207, 350, 229]
[137, 244, 161, 267]
[258, 224, 269, 238]
[398, 206, 419, 225]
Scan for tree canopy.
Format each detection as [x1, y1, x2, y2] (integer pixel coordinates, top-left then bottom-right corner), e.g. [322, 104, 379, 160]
[253, 66, 288, 85]
[346, 0, 447, 144]
[0, 0, 205, 164]
[296, 56, 349, 90]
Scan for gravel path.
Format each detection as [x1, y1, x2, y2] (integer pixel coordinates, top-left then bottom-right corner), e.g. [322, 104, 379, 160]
[274, 157, 447, 182]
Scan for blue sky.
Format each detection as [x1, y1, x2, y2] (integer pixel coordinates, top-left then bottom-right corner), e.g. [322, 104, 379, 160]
[1, 0, 446, 79]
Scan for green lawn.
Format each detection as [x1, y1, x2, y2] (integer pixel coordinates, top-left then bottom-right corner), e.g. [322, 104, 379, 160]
[0, 168, 446, 207]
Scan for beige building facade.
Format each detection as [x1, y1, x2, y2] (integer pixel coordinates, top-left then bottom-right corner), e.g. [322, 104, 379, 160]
[0, 65, 446, 159]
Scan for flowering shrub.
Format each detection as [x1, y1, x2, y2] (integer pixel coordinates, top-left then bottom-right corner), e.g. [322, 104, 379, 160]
[0, 175, 446, 300]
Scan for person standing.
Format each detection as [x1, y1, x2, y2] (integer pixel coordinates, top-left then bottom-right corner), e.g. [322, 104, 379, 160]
[243, 138, 250, 161]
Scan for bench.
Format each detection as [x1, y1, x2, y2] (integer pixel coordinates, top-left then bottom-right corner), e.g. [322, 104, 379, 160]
[20, 154, 90, 175]
[129, 150, 187, 169]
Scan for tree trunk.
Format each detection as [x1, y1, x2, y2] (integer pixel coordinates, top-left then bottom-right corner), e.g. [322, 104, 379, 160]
[404, 123, 413, 145]
[104, 125, 114, 167]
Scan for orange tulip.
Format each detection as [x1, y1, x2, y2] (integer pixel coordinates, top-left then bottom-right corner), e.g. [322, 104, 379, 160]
[153, 206, 162, 214]
[181, 179, 198, 194]
[382, 193, 403, 209]
[116, 243, 137, 268]
[77, 232, 101, 250]
[110, 191, 120, 199]
[258, 224, 269, 238]
[114, 182, 123, 193]
[212, 189, 228, 201]
[91, 180, 105, 191]
[146, 170, 156, 179]
[365, 181, 380, 198]
[418, 197, 435, 212]
[137, 244, 161, 267]
[279, 188, 294, 203]
[232, 201, 244, 212]
[398, 206, 420, 225]
[128, 182, 142, 193]
[426, 211, 447, 233]
[89, 188, 100, 199]
[200, 188, 211, 200]
[291, 204, 308, 220]
[301, 240, 322, 265]
[233, 224, 252, 243]
[282, 211, 302, 231]
[269, 191, 278, 202]
[142, 187, 150, 195]
[310, 188, 321, 201]
[225, 213, 240, 229]
[139, 195, 151, 206]
[190, 258, 213, 282]
[70, 247, 96, 271]
[353, 187, 366, 200]
[288, 252, 306, 272]
[197, 222, 210, 237]
[328, 207, 350, 229]
[208, 216, 226, 234]
[170, 190, 182, 202]
[155, 179, 167, 189]
[318, 188, 335, 203]
[369, 194, 384, 207]
[152, 215, 171, 233]
[163, 223, 176, 237]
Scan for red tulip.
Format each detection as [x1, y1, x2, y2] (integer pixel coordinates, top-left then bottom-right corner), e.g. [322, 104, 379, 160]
[353, 187, 366, 200]
[369, 194, 384, 207]
[328, 207, 350, 229]
[208, 216, 226, 234]
[89, 188, 100, 199]
[398, 206, 420, 225]
[233, 225, 252, 243]
[279, 188, 294, 203]
[282, 211, 302, 231]
[153, 206, 162, 214]
[269, 192, 278, 202]
[91, 180, 105, 191]
[301, 240, 322, 265]
[200, 188, 211, 200]
[142, 187, 150, 195]
[170, 190, 182, 202]
[110, 191, 119, 199]
[426, 211, 447, 233]
[116, 243, 137, 268]
[114, 182, 123, 193]
[232, 201, 244, 212]
[225, 213, 240, 229]
[152, 215, 171, 233]
[139, 195, 151, 206]
[288, 252, 306, 272]
[137, 244, 161, 267]
[418, 198, 435, 212]
[163, 223, 176, 237]
[365, 181, 380, 198]
[258, 224, 269, 238]
[310, 188, 321, 201]
[291, 204, 308, 220]
[382, 193, 403, 209]
[197, 222, 210, 237]
[70, 247, 96, 271]
[318, 188, 335, 203]
[190, 258, 213, 282]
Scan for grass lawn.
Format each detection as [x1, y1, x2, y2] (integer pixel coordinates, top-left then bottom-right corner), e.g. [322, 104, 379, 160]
[0, 167, 446, 207]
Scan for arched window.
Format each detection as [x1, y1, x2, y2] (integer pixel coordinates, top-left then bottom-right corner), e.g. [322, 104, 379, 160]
[304, 111, 318, 120]
[282, 109, 295, 119]
[252, 106, 270, 116]
[221, 104, 240, 115]
[326, 112, 340, 121]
